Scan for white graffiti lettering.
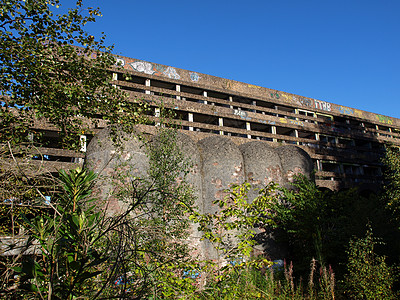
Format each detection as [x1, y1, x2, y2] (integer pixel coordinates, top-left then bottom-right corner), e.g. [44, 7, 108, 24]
[163, 66, 180, 79]
[314, 100, 331, 111]
[130, 61, 155, 75]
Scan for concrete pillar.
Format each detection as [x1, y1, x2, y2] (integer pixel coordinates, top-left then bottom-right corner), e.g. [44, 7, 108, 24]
[229, 96, 233, 109]
[155, 107, 160, 126]
[252, 100, 256, 112]
[145, 79, 151, 95]
[272, 125, 277, 142]
[176, 84, 181, 100]
[203, 91, 208, 104]
[112, 72, 118, 88]
[219, 117, 224, 135]
[316, 159, 321, 171]
[246, 122, 251, 139]
[188, 113, 194, 131]
[295, 129, 299, 145]
[375, 125, 380, 136]
[78, 135, 87, 164]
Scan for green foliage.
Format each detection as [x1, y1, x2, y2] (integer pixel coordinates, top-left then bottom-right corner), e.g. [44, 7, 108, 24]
[0, 0, 148, 147]
[268, 174, 394, 278]
[191, 182, 276, 263]
[383, 145, 400, 223]
[13, 168, 104, 299]
[344, 226, 397, 299]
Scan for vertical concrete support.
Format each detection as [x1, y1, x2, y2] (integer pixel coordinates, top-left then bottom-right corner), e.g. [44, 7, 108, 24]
[176, 84, 181, 100]
[145, 79, 151, 95]
[316, 159, 321, 171]
[252, 100, 256, 112]
[80, 135, 87, 153]
[246, 122, 251, 139]
[203, 91, 208, 104]
[78, 134, 87, 164]
[219, 117, 224, 135]
[294, 129, 299, 145]
[229, 96, 233, 109]
[197, 136, 244, 260]
[112, 72, 118, 88]
[375, 125, 380, 136]
[271, 125, 277, 142]
[155, 107, 160, 126]
[188, 113, 194, 131]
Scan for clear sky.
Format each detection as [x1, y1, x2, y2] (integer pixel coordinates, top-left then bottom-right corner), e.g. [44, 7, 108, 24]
[82, 0, 399, 119]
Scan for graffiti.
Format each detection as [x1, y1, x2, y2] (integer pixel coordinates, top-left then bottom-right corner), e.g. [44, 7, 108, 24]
[354, 110, 363, 118]
[279, 118, 288, 124]
[189, 72, 200, 82]
[295, 97, 314, 108]
[270, 92, 280, 99]
[375, 114, 393, 125]
[268, 120, 276, 125]
[115, 58, 125, 67]
[130, 61, 155, 75]
[337, 105, 354, 115]
[248, 84, 261, 89]
[163, 66, 180, 79]
[289, 120, 304, 126]
[314, 100, 331, 111]
[233, 109, 247, 118]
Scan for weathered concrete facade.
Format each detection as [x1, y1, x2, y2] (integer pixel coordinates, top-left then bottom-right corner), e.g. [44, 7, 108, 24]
[85, 127, 314, 260]
[32, 53, 400, 191]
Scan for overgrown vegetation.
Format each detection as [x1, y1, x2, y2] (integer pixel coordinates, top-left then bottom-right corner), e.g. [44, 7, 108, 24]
[2, 0, 400, 299]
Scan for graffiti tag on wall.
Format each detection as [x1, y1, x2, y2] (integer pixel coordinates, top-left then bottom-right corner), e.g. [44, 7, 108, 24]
[189, 72, 200, 82]
[375, 114, 393, 125]
[314, 100, 331, 112]
[127, 59, 181, 80]
[233, 109, 248, 118]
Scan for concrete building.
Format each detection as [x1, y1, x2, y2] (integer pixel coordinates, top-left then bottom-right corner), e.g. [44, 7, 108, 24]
[35, 54, 400, 192]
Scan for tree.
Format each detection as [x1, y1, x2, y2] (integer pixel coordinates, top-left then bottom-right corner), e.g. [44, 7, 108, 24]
[0, 0, 147, 147]
[2, 128, 198, 299]
[383, 145, 400, 223]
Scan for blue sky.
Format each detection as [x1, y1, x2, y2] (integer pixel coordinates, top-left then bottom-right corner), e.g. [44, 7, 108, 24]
[82, 0, 399, 118]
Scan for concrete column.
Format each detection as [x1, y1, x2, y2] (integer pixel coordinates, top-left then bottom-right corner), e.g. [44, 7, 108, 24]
[176, 84, 181, 100]
[112, 72, 118, 88]
[78, 135, 87, 164]
[272, 125, 277, 142]
[145, 79, 151, 95]
[203, 91, 208, 104]
[252, 100, 256, 112]
[295, 129, 299, 145]
[188, 113, 194, 131]
[246, 122, 251, 139]
[219, 117, 224, 135]
[229, 96, 233, 109]
[375, 125, 380, 136]
[155, 107, 160, 126]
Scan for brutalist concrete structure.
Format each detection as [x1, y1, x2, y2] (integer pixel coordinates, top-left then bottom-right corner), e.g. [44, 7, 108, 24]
[106, 54, 399, 192]
[32, 53, 400, 192]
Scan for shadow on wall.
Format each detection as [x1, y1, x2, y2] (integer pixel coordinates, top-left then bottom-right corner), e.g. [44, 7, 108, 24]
[85, 127, 314, 261]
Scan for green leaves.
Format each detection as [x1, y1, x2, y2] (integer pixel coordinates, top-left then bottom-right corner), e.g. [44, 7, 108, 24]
[0, 0, 147, 147]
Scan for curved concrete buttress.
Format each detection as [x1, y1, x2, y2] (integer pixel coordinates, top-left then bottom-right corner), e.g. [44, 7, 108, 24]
[197, 136, 245, 260]
[165, 131, 205, 259]
[239, 141, 284, 202]
[85, 127, 149, 214]
[277, 145, 314, 187]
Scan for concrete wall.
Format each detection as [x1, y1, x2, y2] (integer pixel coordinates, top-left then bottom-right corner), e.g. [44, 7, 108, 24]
[86, 127, 314, 261]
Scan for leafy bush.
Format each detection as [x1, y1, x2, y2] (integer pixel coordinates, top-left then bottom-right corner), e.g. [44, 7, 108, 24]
[344, 226, 397, 299]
